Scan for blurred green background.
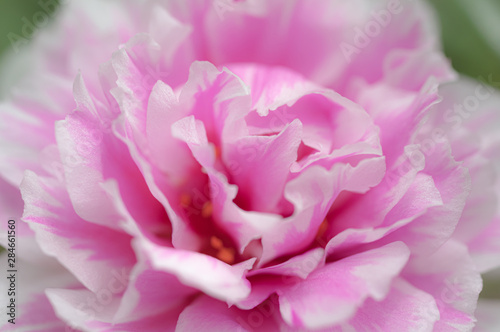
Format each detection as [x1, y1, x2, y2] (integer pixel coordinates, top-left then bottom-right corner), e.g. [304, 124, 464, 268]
[0, 0, 499, 299]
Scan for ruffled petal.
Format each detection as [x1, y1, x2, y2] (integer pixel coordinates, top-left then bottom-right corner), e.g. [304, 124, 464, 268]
[340, 278, 440, 332]
[177, 295, 281, 332]
[260, 156, 386, 265]
[136, 237, 254, 303]
[278, 242, 410, 329]
[0, 253, 78, 332]
[403, 240, 482, 331]
[21, 171, 135, 293]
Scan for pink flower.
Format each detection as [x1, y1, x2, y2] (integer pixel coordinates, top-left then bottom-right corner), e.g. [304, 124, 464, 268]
[1, 0, 499, 331]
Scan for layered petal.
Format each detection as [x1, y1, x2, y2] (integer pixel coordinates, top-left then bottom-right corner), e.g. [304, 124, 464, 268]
[136, 238, 254, 303]
[277, 242, 410, 329]
[340, 278, 440, 332]
[177, 295, 281, 332]
[21, 171, 135, 293]
[404, 240, 483, 331]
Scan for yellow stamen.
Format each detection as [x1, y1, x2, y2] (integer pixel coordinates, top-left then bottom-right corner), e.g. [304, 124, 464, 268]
[210, 236, 224, 250]
[180, 193, 191, 208]
[316, 218, 329, 239]
[202, 201, 213, 218]
[215, 146, 222, 159]
[217, 247, 235, 265]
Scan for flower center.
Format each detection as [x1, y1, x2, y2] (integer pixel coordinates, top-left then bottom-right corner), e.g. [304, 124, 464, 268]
[210, 236, 236, 264]
[180, 190, 242, 265]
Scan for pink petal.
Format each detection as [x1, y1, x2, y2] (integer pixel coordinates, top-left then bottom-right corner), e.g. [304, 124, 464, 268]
[343, 278, 440, 332]
[248, 248, 325, 280]
[425, 78, 500, 272]
[0, 76, 72, 185]
[326, 170, 442, 256]
[203, 170, 282, 255]
[177, 295, 280, 332]
[179, 61, 251, 147]
[260, 156, 386, 265]
[404, 240, 482, 331]
[178, 0, 448, 92]
[355, 78, 442, 168]
[46, 288, 182, 332]
[145, 80, 195, 177]
[113, 115, 203, 251]
[278, 242, 410, 329]
[21, 171, 135, 293]
[382, 141, 470, 255]
[226, 119, 302, 213]
[60, 77, 172, 239]
[136, 238, 255, 303]
[113, 248, 197, 323]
